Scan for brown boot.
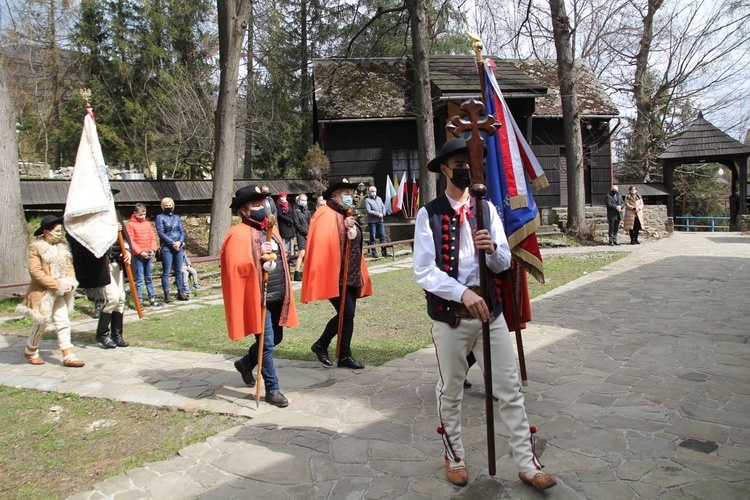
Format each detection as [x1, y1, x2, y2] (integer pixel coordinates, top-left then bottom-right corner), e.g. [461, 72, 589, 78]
[61, 348, 85, 368]
[24, 346, 45, 365]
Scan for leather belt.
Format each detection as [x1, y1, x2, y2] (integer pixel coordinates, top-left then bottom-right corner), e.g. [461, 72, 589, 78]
[451, 286, 481, 318]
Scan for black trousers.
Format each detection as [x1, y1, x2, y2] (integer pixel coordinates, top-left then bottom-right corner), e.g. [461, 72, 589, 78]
[629, 217, 642, 242]
[318, 286, 358, 358]
[607, 215, 621, 243]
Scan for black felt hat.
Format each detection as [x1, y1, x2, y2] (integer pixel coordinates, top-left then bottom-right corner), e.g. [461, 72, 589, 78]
[34, 214, 64, 236]
[323, 178, 358, 199]
[427, 138, 471, 173]
[230, 186, 269, 210]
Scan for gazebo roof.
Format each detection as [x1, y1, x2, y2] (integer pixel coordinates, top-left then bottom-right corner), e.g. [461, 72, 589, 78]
[658, 112, 750, 162]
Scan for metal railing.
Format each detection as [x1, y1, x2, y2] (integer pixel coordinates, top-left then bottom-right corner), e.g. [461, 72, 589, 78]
[1, 239, 415, 291]
[674, 216, 730, 232]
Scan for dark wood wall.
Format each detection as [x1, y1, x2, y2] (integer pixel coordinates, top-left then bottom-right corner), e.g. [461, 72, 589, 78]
[319, 113, 614, 209]
[322, 120, 418, 193]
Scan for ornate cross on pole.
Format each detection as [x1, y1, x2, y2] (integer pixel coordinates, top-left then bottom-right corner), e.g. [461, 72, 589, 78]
[447, 99, 499, 190]
[446, 98, 502, 476]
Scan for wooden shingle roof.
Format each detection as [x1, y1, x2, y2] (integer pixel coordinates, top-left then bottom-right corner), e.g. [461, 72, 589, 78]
[21, 179, 324, 209]
[314, 56, 618, 121]
[506, 59, 618, 117]
[429, 56, 547, 96]
[658, 112, 750, 162]
[314, 58, 414, 121]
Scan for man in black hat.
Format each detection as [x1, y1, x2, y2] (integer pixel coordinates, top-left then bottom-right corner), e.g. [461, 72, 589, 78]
[220, 186, 297, 407]
[413, 138, 556, 489]
[301, 180, 372, 369]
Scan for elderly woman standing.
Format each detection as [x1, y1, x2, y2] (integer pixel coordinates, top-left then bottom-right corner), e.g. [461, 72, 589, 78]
[17, 215, 84, 367]
[623, 186, 645, 244]
[302, 180, 372, 369]
[156, 197, 188, 302]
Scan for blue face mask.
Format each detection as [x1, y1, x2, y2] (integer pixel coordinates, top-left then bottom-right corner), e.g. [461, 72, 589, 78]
[341, 195, 353, 207]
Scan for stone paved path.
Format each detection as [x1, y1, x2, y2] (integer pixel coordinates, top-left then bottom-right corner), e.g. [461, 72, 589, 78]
[1, 233, 748, 499]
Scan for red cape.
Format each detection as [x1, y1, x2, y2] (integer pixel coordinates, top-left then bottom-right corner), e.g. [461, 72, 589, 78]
[221, 222, 298, 341]
[301, 205, 372, 303]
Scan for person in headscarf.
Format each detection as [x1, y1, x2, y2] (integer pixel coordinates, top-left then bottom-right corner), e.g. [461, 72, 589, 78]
[17, 215, 84, 367]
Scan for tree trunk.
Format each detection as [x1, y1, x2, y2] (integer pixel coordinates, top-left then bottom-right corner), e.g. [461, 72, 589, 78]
[549, 0, 585, 230]
[406, 0, 437, 206]
[632, 0, 663, 182]
[242, 1, 254, 180]
[0, 64, 31, 295]
[209, 0, 253, 255]
[300, 0, 312, 150]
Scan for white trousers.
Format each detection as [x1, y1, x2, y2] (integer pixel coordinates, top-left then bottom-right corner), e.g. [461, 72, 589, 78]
[26, 295, 73, 353]
[102, 262, 126, 314]
[432, 315, 540, 472]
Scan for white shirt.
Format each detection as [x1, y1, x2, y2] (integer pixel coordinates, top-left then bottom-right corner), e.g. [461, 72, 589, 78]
[413, 194, 511, 303]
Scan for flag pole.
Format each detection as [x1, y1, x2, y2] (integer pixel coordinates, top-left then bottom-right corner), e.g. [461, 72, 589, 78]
[84, 99, 143, 319]
[444, 33, 501, 476]
[506, 259, 528, 385]
[469, 38, 530, 387]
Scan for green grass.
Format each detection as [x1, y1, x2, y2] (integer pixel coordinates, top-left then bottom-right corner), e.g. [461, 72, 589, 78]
[1, 252, 625, 367]
[0, 387, 245, 500]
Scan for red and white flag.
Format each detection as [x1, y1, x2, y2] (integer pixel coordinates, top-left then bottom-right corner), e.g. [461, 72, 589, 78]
[63, 108, 118, 258]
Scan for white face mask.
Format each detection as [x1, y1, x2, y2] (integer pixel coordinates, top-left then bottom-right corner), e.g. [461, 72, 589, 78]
[299, 200, 308, 207]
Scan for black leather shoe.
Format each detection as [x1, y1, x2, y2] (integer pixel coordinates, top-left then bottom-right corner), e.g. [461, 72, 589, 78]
[234, 360, 255, 387]
[96, 334, 117, 349]
[164, 293, 172, 303]
[177, 290, 189, 301]
[265, 391, 289, 407]
[337, 356, 364, 369]
[463, 378, 472, 389]
[311, 342, 332, 366]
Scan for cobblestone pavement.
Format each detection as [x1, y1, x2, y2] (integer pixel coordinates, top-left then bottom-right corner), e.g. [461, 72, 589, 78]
[0, 232, 748, 499]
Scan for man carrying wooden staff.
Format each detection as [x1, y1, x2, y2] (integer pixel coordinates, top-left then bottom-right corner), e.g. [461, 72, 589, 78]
[302, 180, 372, 370]
[221, 187, 296, 408]
[413, 137, 556, 489]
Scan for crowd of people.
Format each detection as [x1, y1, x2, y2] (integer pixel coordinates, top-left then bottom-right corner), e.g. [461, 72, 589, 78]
[16, 162, 563, 490]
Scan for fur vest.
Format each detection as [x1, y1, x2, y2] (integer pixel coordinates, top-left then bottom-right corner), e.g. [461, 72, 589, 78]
[16, 239, 78, 324]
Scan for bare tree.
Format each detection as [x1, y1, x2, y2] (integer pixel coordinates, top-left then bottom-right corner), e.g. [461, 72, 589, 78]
[209, 0, 253, 254]
[2, 0, 77, 171]
[624, 0, 750, 180]
[406, 0, 437, 204]
[0, 62, 30, 294]
[549, 0, 586, 229]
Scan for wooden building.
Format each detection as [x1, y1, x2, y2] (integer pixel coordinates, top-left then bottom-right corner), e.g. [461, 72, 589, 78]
[313, 56, 619, 208]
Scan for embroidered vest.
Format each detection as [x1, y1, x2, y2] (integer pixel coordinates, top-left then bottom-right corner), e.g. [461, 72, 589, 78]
[423, 195, 504, 324]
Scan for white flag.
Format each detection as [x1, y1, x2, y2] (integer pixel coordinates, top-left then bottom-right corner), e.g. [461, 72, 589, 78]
[63, 109, 118, 258]
[384, 176, 397, 215]
[395, 172, 406, 211]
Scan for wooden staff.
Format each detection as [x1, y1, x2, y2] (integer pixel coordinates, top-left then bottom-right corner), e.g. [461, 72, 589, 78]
[256, 215, 277, 408]
[118, 227, 143, 319]
[335, 206, 354, 360]
[444, 34, 502, 476]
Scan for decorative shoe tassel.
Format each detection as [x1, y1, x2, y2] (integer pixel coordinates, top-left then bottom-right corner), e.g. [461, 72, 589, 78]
[530, 425, 544, 469]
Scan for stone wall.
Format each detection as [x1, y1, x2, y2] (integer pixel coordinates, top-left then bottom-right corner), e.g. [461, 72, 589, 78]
[19, 162, 144, 180]
[542, 204, 672, 240]
[739, 215, 750, 232]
